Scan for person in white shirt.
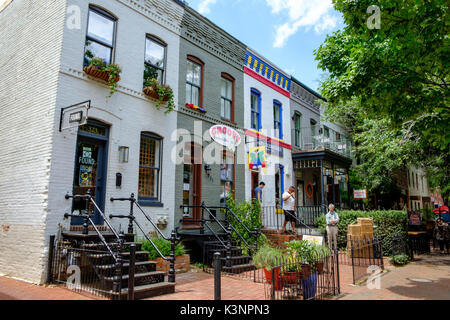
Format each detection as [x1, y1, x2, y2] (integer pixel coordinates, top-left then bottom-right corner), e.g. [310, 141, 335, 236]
[325, 203, 339, 251]
[279, 186, 297, 235]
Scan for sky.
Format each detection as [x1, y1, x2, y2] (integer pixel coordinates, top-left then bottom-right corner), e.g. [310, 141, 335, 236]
[186, 0, 344, 92]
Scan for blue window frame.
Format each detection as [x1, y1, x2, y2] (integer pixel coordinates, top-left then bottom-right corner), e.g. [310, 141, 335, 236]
[273, 100, 282, 139]
[250, 89, 261, 131]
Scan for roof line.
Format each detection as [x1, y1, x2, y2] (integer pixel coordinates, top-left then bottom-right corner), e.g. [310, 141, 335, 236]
[291, 76, 326, 101]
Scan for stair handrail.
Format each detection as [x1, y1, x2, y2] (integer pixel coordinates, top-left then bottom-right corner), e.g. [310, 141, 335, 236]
[65, 191, 121, 241]
[285, 210, 314, 232]
[110, 193, 178, 283]
[63, 212, 119, 262]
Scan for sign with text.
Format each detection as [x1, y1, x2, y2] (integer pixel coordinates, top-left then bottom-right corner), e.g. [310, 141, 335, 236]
[302, 235, 324, 246]
[353, 189, 367, 199]
[209, 125, 241, 148]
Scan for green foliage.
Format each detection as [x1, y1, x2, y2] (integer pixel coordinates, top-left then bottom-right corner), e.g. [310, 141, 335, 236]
[141, 237, 185, 260]
[316, 210, 408, 255]
[389, 254, 410, 266]
[226, 197, 266, 248]
[315, 0, 450, 202]
[252, 245, 284, 269]
[143, 65, 175, 114]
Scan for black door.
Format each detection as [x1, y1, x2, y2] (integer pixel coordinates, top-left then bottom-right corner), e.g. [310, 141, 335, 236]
[71, 121, 109, 225]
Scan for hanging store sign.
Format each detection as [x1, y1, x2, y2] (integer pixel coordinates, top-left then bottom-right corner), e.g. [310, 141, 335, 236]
[353, 189, 367, 199]
[248, 146, 267, 173]
[209, 125, 241, 148]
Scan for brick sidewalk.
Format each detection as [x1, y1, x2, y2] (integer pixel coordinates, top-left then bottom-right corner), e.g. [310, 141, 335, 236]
[0, 271, 266, 300]
[335, 252, 450, 300]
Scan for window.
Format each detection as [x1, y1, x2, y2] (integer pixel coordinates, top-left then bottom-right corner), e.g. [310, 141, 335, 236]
[138, 133, 162, 204]
[144, 36, 166, 85]
[186, 56, 203, 106]
[294, 112, 302, 147]
[220, 74, 234, 121]
[250, 89, 261, 131]
[84, 6, 116, 65]
[273, 101, 282, 139]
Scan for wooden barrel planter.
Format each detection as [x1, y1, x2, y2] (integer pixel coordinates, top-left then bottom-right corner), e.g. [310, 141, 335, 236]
[143, 86, 169, 102]
[83, 65, 120, 83]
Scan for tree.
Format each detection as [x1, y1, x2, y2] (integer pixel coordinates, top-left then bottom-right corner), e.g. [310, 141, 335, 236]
[315, 0, 449, 202]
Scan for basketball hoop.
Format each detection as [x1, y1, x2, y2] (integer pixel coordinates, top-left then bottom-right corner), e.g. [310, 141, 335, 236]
[59, 100, 91, 132]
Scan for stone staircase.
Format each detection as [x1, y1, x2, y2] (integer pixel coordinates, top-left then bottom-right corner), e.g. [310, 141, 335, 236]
[65, 235, 175, 299]
[262, 229, 304, 248]
[203, 239, 256, 273]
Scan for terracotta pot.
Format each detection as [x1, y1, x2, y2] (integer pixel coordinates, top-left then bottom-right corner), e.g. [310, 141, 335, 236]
[315, 261, 324, 274]
[301, 264, 310, 280]
[263, 267, 283, 290]
[143, 86, 170, 102]
[83, 66, 120, 82]
[282, 271, 299, 284]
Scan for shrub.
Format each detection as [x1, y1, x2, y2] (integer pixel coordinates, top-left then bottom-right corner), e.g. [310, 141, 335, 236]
[389, 254, 410, 266]
[316, 210, 408, 255]
[226, 197, 267, 248]
[141, 237, 185, 260]
[252, 245, 284, 269]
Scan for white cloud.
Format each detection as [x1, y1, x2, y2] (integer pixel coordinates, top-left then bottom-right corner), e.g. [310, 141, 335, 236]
[198, 0, 217, 14]
[266, 0, 338, 48]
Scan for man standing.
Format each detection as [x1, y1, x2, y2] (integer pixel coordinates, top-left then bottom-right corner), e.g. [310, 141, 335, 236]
[254, 182, 265, 222]
[326, 204, 339, 251]
[279, 186, 297, 235]
[254, 181, 265, 202]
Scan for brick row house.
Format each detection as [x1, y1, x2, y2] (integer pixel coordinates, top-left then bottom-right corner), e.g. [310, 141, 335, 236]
[0, 0, 387, 287]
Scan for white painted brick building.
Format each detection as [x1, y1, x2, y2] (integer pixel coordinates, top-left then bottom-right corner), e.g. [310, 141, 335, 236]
[0, 0, 184, 284]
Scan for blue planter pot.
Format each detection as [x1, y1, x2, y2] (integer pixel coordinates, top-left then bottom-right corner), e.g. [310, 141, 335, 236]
[301, 272, 318, 300]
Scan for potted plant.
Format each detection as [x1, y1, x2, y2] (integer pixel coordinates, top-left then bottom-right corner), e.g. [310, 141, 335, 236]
[252, 245, 284, 290]
[141, 237, 189, 274]
[83, 56, 122, 97]
[283, 240, 311, 281]
[143, 77, 175, 114]
[310, 244, 331, 274]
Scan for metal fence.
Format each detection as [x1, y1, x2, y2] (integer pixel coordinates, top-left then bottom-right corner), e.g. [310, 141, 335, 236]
[48, 240, 121, 299]
[263, 251, 340, 300]
[392, 232, 431, 259]
[338, 236, 384, 285]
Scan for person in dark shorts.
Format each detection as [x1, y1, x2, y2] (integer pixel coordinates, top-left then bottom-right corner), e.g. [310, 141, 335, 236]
[279, 186, 297, 235]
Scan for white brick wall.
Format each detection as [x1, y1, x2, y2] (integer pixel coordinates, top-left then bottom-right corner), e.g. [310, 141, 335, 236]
[0, 0, 184, 284]
[0, 0, 67, 283]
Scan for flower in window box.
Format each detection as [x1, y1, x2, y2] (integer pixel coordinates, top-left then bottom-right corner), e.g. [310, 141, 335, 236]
[185, 103, 206, 113]
[143, 78, 175, 114]
[83, 57, 121, 97]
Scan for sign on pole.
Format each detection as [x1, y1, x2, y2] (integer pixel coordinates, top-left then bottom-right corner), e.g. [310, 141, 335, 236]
[59, 100, 91, 132]
[353, 189, 367, 199]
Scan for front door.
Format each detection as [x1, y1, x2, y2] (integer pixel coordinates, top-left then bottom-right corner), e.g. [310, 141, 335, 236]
[71, 121, 109, 225]
[182, 143, 202, 226]
[296, 180, 305, 207]
[251, 171, 259, 200]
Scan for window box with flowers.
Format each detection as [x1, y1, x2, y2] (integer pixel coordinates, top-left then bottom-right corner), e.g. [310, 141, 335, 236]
[143, 77, 175, 114]
[83, 56, 122, 97]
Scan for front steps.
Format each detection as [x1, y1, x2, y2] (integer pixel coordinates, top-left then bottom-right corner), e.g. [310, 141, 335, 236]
[62, 233, 175, 299]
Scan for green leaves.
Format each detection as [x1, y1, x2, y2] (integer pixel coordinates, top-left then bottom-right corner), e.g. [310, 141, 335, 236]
[316, 0, 449, 201]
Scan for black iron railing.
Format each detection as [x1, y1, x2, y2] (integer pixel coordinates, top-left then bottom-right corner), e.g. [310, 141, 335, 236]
[109, 193, 179, 283]
[261, 206, 318, 234]
[341, 236, 384, 285]
[264, 250, 340, 300]
[61, 191, 125, 298]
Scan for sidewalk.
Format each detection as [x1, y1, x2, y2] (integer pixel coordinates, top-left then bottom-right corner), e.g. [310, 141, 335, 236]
[335, 252, 450, 300]
[0, 270, 266, 300]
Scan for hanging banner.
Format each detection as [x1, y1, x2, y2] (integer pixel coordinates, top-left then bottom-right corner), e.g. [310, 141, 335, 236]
[248, 146, 267, 173]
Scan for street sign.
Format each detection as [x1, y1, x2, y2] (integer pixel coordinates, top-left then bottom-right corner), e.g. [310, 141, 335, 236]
[353, 189, 367, 199]
[59, 100, 90, 131]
